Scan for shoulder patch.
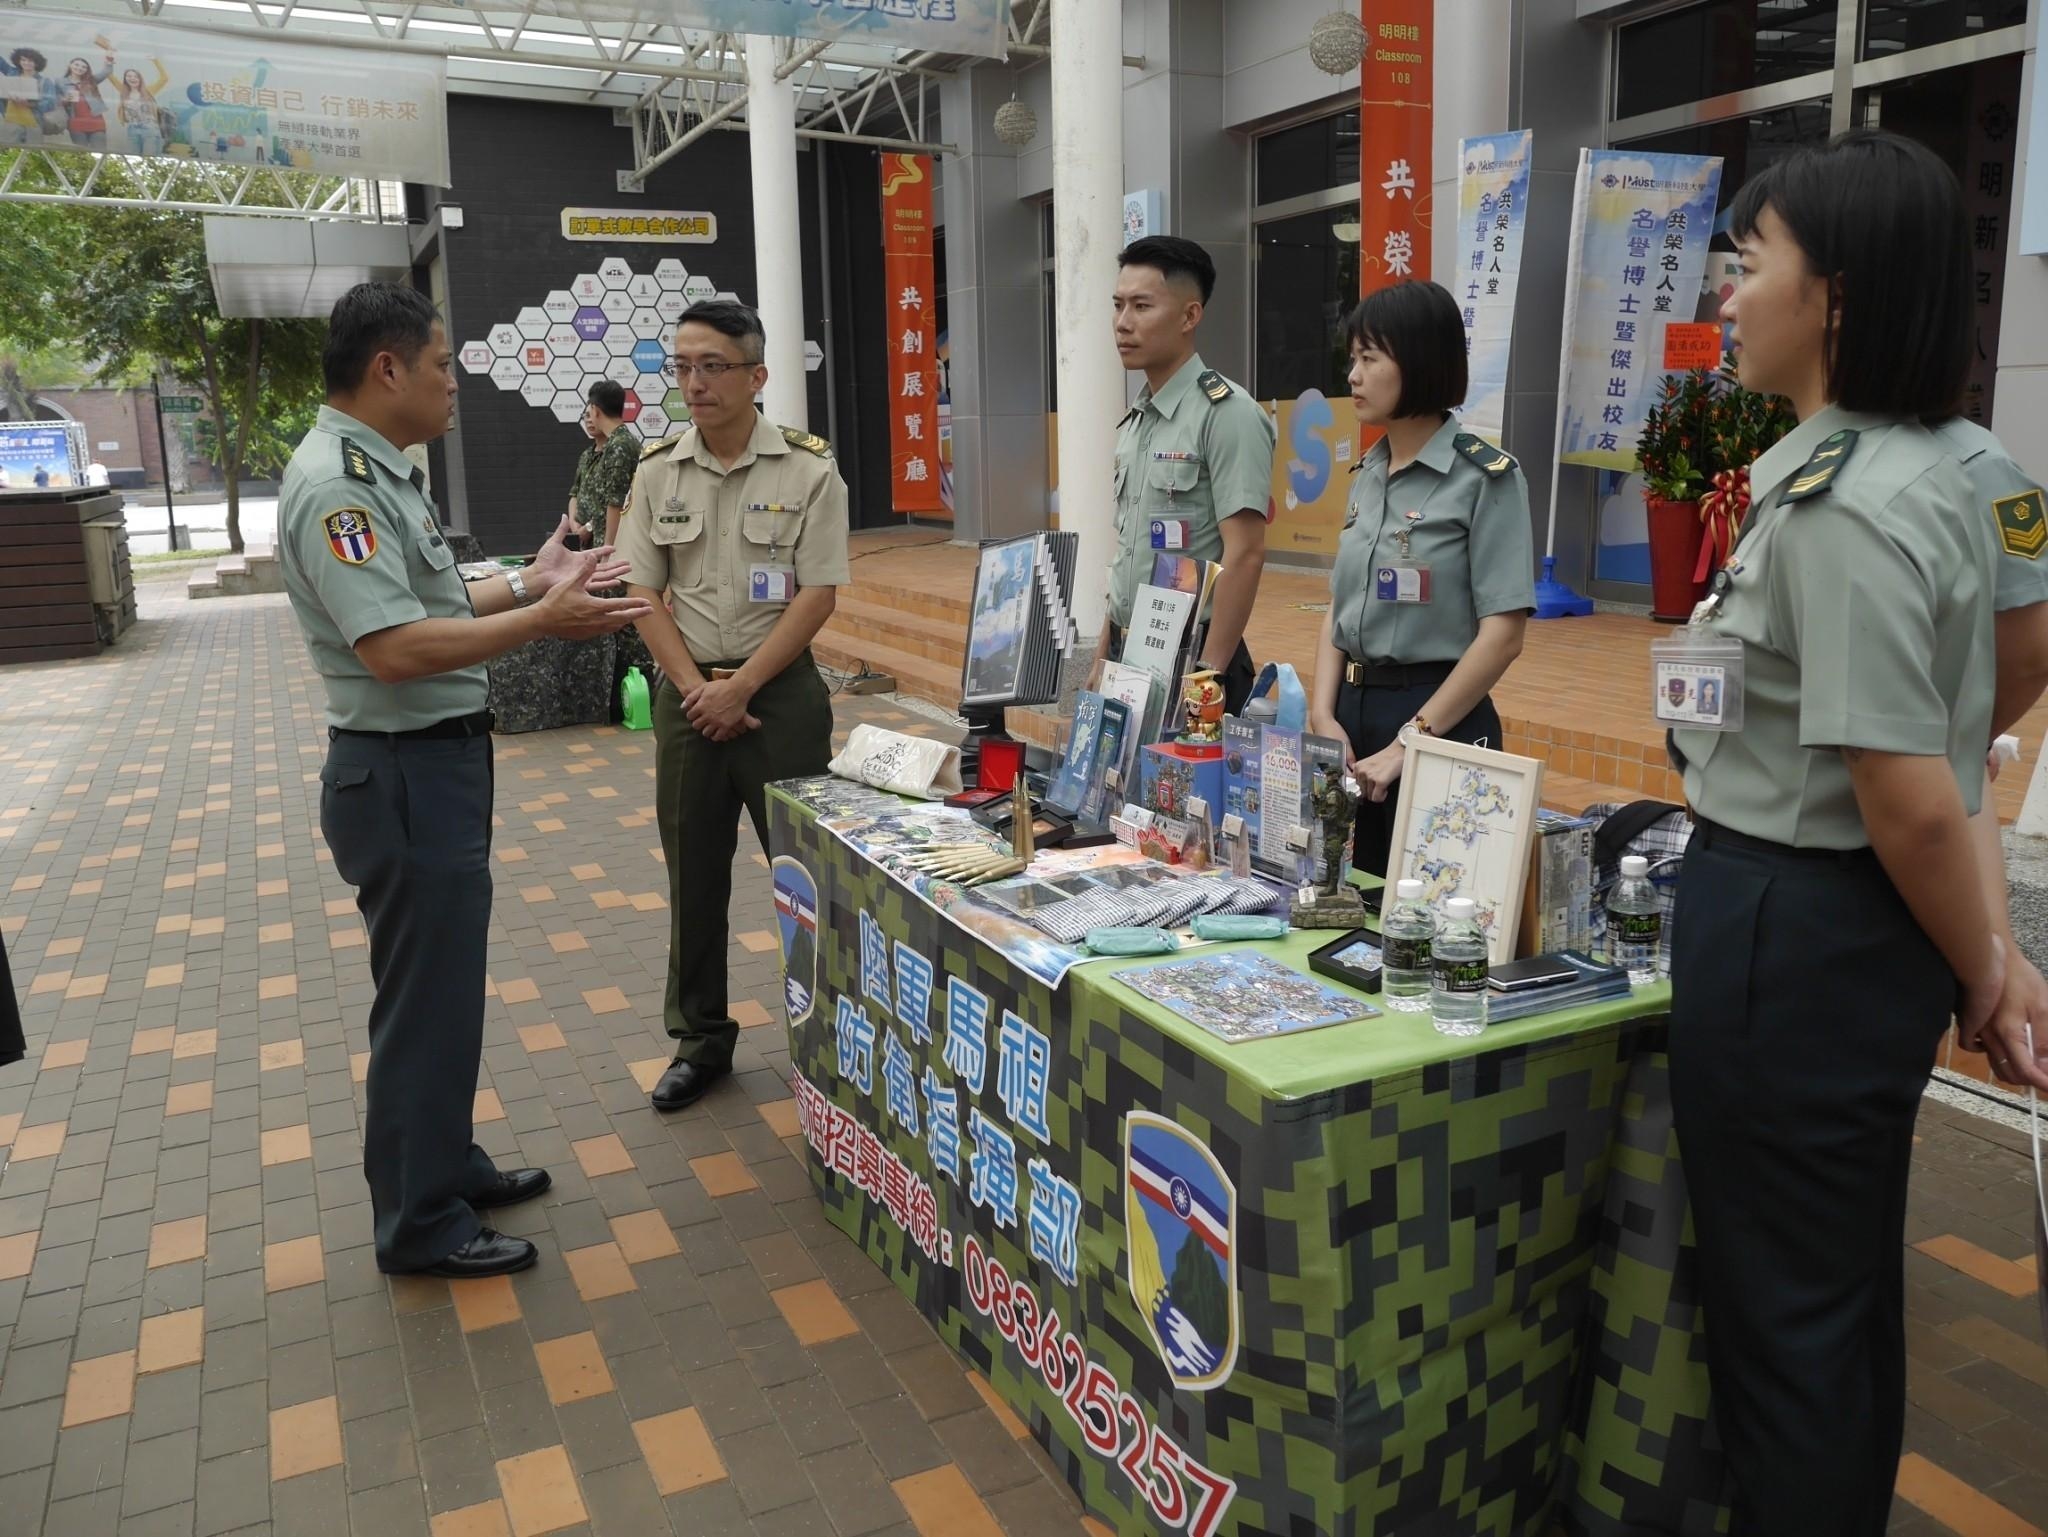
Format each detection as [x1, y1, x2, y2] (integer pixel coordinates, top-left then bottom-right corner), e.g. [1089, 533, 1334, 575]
[1453, 432, 1516, 479]
[640, 433, 679, 460]
[780, 425, 832, 457]
[1995, 488, 2047, 560]
[1779, 428, 1860, 503]
[1197, 369, 1232, 403]
[340, 439, 376, 485]
[322, 507, 378, 565]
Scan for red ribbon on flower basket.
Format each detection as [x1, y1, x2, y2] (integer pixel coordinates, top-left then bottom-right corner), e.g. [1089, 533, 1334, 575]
[1694, 467, 1751, 584]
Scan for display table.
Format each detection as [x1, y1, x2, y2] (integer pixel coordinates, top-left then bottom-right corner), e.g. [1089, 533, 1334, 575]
[766, 784, 1730, 1536]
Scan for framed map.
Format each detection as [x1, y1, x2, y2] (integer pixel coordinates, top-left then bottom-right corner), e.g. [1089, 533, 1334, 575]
[1386, 735, 1544, 965]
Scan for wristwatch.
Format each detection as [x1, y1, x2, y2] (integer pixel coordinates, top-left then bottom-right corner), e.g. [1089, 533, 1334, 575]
[505, 569, 533, 607]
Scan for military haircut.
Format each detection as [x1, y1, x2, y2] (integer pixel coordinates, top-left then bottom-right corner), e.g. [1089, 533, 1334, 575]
[1119, 236, 1217, 305]
[678, 299, 767, 363]
[1344, 280, 1469, 420]
[1729, 129, 1970, 420]
[323, 281, 439, 395]
[585, 378, 626, 417]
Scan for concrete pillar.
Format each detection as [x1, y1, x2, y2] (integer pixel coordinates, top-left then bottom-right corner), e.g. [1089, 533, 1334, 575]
[747, 35, 808, 429]
[1051, 0, 1126, 637]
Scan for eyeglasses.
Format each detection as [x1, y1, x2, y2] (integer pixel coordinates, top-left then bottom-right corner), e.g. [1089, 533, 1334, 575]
[660, 359, 751, 381]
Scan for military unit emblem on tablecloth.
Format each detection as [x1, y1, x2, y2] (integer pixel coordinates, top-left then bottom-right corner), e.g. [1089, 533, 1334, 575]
[323, 507, 377, 565]
[1124, 1110, 1239, 1391]
[773, 857, 820, 1027]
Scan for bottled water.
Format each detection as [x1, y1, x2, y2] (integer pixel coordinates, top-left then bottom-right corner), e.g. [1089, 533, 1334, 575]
[1380, 878, 1435, 1012]
[1604, 855, 1663, 985]
[1430, 897, 1488, 1037]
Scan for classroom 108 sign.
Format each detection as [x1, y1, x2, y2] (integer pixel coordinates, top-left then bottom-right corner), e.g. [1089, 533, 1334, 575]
[783, 894, 1241, 1537]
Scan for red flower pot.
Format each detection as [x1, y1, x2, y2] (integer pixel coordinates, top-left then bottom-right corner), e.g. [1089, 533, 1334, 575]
[1645, 494, 1709, 623]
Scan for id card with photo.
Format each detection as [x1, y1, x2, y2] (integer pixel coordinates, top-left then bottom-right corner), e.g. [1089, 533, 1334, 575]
[1374, 564, 1431, 604]
[749, 565, 795, 603]
[1150, 517, 1191, 551]
[1651, 630, 1745, 731]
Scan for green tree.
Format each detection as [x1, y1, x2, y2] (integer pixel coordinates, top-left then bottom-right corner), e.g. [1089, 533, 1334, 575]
[0, 196, 326, 552]
[1168, 1230, 1230, 1357]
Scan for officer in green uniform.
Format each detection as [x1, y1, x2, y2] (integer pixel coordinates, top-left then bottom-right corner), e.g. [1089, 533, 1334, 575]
[1664, 135, 2005, 1533]
[616, 300, 849, 1114]
[1102, 237, 1275, 714]
[279, 283, 650, 1279]
[568, 378, 641, 550]
[1309, 280, 1534, 877]
[1935, 416, 2048, 1093]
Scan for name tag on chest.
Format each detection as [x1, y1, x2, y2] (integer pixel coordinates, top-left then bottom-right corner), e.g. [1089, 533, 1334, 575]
[1375, 564, 1431, 604]
[1150, 518, 1191, 551]
[749, 566, 795, 603]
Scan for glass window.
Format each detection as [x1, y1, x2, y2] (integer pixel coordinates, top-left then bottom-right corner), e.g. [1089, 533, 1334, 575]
[1614, 100, 1834, 206]
[1862, 1, 2028, 59]
[1254, 205, 1361, 400]
[1255, 109, 1361, 208]
[1615, 1, 1838, 119]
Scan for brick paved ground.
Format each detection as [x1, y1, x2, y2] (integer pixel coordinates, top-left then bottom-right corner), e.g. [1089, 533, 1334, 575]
[0, 574, 2044, 1537]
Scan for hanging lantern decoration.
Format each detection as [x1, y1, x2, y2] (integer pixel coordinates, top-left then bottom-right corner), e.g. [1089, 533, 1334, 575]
[1308, 11, 1367, 75]
[993, 97, 1038, 148]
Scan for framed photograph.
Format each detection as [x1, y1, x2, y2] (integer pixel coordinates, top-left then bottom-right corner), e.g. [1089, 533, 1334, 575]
[960, 535, 1041, 708]
[1307, 929, 1384, 994]
[1386, 735, 1545, 965]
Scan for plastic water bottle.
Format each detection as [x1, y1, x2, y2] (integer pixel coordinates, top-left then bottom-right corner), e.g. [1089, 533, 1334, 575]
[1605, 855, 1663, 985]
[1380, 878, 1435, 1013]
[1430, 897, 1488, 1037]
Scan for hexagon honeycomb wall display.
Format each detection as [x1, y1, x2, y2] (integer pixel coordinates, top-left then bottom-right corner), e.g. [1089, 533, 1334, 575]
[457, 256, 741, 443]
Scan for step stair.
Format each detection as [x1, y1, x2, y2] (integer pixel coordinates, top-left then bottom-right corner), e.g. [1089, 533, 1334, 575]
[188, 543, 284, 600]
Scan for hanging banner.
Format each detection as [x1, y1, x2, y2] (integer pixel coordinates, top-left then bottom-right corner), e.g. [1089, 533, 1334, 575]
[1556, 149, 1724, 470]
[471, 0, 1007, 58]
[1454, 130, 1533, 447]
[0, 8, 449, 185]
[881, 153, 945, 517]
[1358, 0, 1433, 296]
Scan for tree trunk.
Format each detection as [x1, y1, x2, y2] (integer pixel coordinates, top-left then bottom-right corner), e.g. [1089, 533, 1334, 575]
[194, 330, 239, 554]
[228, 320, 262, 555]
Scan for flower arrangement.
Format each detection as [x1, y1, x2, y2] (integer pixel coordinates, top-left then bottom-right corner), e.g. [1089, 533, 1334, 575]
[1637, 361, 1796, 575]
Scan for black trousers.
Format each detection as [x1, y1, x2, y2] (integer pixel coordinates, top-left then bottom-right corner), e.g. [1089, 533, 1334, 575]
[1669, 820, 1952, 1536]
[1331, 676, 1502, 878]
[653, 654, 833, 1068]
[321, 733, 500, 1270]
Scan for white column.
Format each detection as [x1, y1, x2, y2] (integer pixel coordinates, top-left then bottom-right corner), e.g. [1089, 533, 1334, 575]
[1050, 0, 1124, 638]
[746, 34, 807, 429]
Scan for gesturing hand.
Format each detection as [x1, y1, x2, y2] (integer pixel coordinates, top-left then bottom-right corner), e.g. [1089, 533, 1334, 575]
[531, 547, 653, 640]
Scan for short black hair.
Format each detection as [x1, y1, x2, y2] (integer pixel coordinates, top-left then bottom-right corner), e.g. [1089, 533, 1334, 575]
[323, 282, 438, 395]
[676, 300, 765, 363]
[586, 378, 626, 417]
[11, 48, 46, 72]
[1118, 236, 1216, 305]
[1728, 129, 1970, 418]
[1343, 281, 1467, 419]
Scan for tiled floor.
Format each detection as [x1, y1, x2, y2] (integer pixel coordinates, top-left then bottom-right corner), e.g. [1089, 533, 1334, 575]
[0, 574, 2044, 1537]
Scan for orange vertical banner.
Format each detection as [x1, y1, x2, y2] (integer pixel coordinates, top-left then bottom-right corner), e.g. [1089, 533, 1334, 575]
[1358, 0, 1433, 298]
[880, 153, 945, 517]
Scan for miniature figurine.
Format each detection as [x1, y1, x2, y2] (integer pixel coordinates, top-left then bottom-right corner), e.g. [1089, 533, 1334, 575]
[1313, 764, 1362, 897]
[1180, 669, 1226, 744]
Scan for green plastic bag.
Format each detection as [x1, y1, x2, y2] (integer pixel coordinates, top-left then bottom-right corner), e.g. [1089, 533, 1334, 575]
[619, 665, 652, 731]
[1084, 927, 1179, 956]
[1190, 914, 1289, 941]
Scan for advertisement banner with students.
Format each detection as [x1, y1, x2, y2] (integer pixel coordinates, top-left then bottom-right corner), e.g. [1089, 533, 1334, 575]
[1555, 149, 1724, 471]
[0, 8, 448, 184]
[1454, 131, 1534, 447]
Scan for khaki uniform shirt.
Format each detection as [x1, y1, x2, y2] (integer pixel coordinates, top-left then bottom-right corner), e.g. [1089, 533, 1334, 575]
[572, 429, 640, 535]
[616, 415, 851, 665]
[1675, 405, 1996, 848]
[1328, 414, 1536, 664]
[1930, 417, 2048, 614]
[1108, 352, 1276, 630]
[278, 405, 487, 732]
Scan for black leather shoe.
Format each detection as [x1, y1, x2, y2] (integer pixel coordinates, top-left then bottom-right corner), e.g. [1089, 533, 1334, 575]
[651, 1058, 727, 1112]
[471, 1168, 552, 1210]
[393, 1229, 538, 1279]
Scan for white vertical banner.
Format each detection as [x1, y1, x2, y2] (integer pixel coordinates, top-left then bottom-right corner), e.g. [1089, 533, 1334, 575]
[1453, 131, 1534, 446]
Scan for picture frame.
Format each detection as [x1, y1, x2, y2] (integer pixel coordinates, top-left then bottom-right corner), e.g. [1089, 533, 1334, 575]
[960, 535, 1040, 708]
[1307, 929, 1384, 994]
[1385, 734, 1545, 965]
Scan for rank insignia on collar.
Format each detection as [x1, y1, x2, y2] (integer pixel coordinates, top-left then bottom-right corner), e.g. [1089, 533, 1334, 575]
[1995, 488, 2047, 560]
[1781, 429, 1860, 502]
[340, 439, 375, 484]
[1197, 369, 1232, 403]
[1452, 432, 1516, 478]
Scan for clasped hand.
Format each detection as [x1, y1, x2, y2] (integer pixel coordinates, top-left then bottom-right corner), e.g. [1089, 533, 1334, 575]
[684, 677, 761, 743]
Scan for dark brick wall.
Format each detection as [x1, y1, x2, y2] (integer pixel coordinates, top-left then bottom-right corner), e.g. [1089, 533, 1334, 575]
[437, 95, 847, 554]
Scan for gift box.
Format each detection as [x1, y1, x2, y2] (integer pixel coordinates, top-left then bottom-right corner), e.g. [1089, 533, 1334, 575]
[1139, 741, 1225, 829]
[1520, 810, 1596, 957]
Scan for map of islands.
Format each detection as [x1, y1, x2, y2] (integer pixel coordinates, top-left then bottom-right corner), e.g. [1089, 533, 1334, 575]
[1403, 765, 1519, 935]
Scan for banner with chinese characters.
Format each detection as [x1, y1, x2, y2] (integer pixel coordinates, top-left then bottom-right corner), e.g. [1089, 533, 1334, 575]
[0, 8, 448, 185]
[560, 208, 716, 243]
[1357, 0, 1433, 296]
[767, 781, 1734, 1535]
[1454, 131, 1534, 447]
[1556, 149, 1724, 470]
[881, 153, 945, 516]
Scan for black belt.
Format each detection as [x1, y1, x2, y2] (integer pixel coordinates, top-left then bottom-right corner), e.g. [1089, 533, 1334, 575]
[1691, 816, 1878, 865]
[331, 710, 495, 743]
[1341, 658, 1456, 689]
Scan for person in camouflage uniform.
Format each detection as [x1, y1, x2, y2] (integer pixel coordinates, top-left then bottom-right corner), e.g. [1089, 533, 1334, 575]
[568, 378, 640, 550]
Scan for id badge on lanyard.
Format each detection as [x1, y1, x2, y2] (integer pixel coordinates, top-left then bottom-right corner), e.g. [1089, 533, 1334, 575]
[747, 502, 795, 603]
[1375, 502, 1430, 603]
[1652, 553, 1748, 729]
